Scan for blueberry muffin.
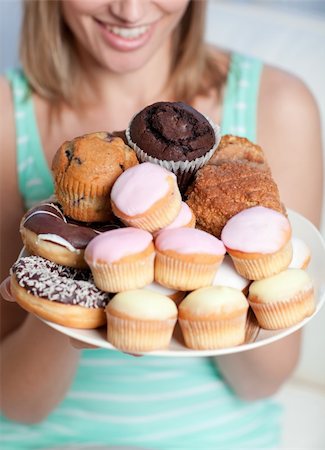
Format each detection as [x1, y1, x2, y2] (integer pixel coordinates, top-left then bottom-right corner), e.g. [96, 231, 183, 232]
[52, 132, 138, 222]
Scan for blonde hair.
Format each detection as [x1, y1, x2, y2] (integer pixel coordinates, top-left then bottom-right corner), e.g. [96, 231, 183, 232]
[20, 0, 225, 106]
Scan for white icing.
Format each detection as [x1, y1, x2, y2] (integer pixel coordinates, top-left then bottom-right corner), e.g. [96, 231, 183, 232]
[37, 234, 79, 253]
[289, 236, 311, 269]
[179, 286, 248, 315]
[213, 255, 249, 291]
[248, 269, 313, 303]
[107, 289, 178, 319]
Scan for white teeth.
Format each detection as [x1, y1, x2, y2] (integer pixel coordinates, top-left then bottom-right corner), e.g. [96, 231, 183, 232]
[110, 25, 148, 39]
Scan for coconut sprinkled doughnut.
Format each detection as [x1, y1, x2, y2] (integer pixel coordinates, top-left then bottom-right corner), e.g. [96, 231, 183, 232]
[10, 255, 110, 328]
[20, 203, 120, 268]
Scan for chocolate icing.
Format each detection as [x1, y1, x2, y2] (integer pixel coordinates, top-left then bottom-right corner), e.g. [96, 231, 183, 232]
[11, 255, 110, 308]
[23, 203, 121, 249]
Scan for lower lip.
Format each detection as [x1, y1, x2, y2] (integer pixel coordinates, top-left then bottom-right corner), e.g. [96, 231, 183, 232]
[95, 20, 154, 52]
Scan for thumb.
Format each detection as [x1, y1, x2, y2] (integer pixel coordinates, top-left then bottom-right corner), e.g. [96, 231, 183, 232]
[0, 277, 15, 302]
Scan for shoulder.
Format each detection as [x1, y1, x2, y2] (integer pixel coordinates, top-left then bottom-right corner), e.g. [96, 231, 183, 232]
[257, 65, 323, 226]
[0, 75, 14, 114]
[0, 75, 15, 150]
[259, 65, 320, 129]
[0, 75, 17, 181]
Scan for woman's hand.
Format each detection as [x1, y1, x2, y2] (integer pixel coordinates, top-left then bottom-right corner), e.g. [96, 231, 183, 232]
[0, 276, 15, 302]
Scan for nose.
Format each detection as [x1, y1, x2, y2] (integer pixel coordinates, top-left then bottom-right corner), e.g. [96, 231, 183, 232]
[109, 0, 147, 24]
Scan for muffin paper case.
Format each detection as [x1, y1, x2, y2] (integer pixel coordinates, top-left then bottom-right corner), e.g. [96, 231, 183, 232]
[106, 315, 177, 352]
[126, 116, 221, 192]
[179, 313, 247, 350]
[248, 289, 315, 330]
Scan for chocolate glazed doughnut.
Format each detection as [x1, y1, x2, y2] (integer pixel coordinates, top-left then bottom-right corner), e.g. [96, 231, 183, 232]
[20, 203, 120, 268]
[10, 255, 110, 328]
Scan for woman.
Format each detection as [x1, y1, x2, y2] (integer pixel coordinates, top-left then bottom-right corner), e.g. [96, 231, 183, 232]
[0, 1, 322, 448]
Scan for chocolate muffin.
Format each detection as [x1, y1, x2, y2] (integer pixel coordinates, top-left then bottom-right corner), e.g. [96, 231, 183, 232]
[128, 102, 216, 161]
[126, 102, 221, 193]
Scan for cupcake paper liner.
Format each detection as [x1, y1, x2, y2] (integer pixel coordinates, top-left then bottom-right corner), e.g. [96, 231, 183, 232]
[229, 241, 293, 280]
[155, 252, 223, 291]
[126, 116, 221, 193]
[178, 313, 247, 350]
[248, 287, 315, 330]
[89, 253, 155, 293]
[106, 313, 177, 352]
[55, 173, 112, 222]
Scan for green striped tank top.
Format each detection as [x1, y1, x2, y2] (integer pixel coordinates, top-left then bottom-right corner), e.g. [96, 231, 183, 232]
[1, 54, 282, 450]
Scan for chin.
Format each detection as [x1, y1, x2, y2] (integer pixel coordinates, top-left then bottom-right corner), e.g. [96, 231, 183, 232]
[98, 52, 154, 75]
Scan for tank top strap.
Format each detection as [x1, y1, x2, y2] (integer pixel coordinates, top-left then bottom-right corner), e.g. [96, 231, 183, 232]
[221, 53, 263, 142]
[5, 68, 54, 209]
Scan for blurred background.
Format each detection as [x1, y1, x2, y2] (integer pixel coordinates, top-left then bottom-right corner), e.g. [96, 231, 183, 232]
[1, 0, 325, 448]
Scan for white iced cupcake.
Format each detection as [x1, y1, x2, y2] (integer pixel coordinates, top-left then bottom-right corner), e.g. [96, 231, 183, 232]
[178, 286, 249, 349]
[213, 255, 250, 293]
[105, 289, 178, 352]
[289, 237, 311, 269]
[248, 269, 315, 329]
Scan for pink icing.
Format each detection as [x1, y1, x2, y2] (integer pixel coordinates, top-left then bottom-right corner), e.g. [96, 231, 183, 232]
[221, 206, 291, 253]
[163, 202, 193, 230]
[85, 227, 153, 263]
[111, 162, 177, 216]
[155, 227, 226, 255]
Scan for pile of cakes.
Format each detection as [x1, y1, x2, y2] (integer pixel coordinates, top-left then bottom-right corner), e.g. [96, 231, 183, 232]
[10, 102, 315, 353]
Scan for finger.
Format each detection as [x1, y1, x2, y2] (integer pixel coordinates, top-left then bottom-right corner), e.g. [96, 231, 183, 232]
[0, 277, 15, 302]
[69, 338, 99, 349]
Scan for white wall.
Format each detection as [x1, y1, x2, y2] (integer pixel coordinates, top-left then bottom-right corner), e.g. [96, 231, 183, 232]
[0, 0, 22, 73]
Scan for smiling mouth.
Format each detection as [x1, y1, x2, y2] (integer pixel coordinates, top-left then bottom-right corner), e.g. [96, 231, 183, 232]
[110, 25, 150, 39]
[95, 19, 150, 40]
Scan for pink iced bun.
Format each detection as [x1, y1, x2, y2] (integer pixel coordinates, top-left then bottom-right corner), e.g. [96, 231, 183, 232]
[159, 202, 195, 232]
[221, 206, 292, 280]
[111, 162, 182, 233]
[85, 227, 155, 292]
[155, 227, 226, 291]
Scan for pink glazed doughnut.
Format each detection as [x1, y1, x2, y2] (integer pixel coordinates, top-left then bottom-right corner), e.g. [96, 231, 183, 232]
[154, 227, 226, 291]
[85, 227, 155, 292]
[221, 206, 292, 280]
[111, 162, 182, 233]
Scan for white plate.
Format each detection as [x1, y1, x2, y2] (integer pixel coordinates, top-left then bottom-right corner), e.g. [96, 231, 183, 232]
[33, 209, 325, 357]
